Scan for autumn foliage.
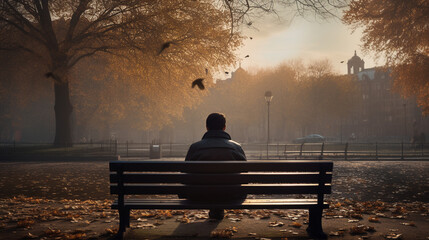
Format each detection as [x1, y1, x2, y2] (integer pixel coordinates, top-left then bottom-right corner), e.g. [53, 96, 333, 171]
[0, 1, 241, 143]
[343, 0, 429, 114]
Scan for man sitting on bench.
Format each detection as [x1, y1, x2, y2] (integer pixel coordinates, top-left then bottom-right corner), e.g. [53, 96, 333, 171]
[184, 113, 247, 220]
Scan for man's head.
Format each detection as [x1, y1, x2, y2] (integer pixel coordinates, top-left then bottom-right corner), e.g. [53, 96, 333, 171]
[206, 113, 226, 131]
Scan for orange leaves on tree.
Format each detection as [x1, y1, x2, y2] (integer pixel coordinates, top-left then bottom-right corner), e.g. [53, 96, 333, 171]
[343, 0, 429, 114]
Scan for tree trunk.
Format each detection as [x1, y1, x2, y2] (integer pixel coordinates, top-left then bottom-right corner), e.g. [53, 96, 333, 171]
[53, 81, 73, 147]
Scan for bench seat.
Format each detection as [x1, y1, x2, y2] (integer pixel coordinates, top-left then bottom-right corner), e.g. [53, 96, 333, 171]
[112, 198, 329, 209]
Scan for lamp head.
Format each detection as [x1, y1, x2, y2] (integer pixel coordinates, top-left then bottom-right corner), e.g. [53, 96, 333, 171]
[265, 91, 273, 102]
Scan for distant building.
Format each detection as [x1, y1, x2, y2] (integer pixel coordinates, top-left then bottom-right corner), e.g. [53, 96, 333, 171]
[344, 51, 429, 142]
[347, 50, 365, 74]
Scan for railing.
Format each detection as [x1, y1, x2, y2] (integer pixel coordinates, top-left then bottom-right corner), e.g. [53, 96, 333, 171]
[1, 141, 428, 160]
[0, 140, 119, 155]
[115, 142, 190, 158]
[278, 142, 429, 160]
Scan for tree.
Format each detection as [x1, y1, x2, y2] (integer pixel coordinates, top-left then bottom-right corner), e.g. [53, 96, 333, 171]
[288, 60, 358, 136]
[0, 0, 347, 146]
[0, 0, 240, 146]
[343, 0, 429, 114]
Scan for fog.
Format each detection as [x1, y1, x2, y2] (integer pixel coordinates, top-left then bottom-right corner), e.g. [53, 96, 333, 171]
[2, 53, 428, 145]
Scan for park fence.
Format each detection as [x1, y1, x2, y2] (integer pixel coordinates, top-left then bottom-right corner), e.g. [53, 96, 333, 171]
[1, 141, 428, 160]
[109, 141, 429, 160]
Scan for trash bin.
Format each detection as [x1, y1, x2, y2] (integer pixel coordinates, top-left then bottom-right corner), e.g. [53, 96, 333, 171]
[149, 144, 162, 159]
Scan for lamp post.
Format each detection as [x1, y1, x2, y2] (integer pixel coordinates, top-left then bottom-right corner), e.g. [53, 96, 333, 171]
[265, 91, 273, 158]
[403, 102, 407, 141]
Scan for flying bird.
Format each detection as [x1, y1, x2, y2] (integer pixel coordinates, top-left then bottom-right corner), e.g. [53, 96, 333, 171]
[245, 55, 249, 58]
[192, 78, 205, 90]
[45, 72, 54, 78]
[340, 61, 344, 63]
[158, 41, 172, 55]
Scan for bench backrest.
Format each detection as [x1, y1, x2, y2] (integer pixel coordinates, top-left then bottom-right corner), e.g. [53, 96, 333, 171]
[110, 160, 333, 205]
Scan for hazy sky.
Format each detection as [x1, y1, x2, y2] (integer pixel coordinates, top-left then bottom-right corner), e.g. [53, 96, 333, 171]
[235, 14, 381, 75]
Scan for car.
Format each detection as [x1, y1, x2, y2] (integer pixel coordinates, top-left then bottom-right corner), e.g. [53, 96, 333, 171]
[292, 134, 325, 144]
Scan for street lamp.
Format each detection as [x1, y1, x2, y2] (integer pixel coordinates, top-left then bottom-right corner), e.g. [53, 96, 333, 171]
[265, 91, 273, 158]
[403, 102, 407, 141]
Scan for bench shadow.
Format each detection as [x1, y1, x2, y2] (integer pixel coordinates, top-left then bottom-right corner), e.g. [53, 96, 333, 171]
[170, 219, 221, 238]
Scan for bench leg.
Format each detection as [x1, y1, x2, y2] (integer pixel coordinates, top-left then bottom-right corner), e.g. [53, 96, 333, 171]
[118, 208, 130, 238]
[307, 207, 326, 239]
[125, 209, 131, 227]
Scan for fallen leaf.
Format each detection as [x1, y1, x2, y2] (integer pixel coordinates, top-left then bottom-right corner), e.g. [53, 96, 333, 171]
[329, 231, 345, 236]
[385, 233, 403, 239]
[210, 229, 234, 238]
[194, 214, 208, 219]
[348, 219, 360, 223]
[269, 221, 284, 227]
[17, 219, 35, 228]
[64, 232, 86, 239]
[290, 222, 302, 228]
[228, 217, 241, 222]
[23, 232, 38, 239]
[140, 223, 156, 228]
[105, 227, 118, 235]
[350, 225, 366, 235]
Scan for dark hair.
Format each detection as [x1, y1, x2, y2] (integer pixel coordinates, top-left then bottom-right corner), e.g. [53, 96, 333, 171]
[206, 113, 226, 130]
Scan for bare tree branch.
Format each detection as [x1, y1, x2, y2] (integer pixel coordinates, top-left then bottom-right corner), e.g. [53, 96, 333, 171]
[65, 0, 90, 47]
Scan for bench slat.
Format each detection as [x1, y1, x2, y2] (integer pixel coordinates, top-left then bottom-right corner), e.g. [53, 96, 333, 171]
[109, 161, 333, 172]
[114, 198, 321, 203]
[110, 184, 331, 195]
[110, 173, 332, 184]
[111, 198, 329, 209]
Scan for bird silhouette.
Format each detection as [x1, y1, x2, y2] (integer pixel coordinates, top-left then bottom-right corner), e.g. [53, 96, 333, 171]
[45, 72, 54, 78]
[245, 55, 249, 58]
[192, 78, 205, 90]
[340, 61, 344, 63]
[158, 41, 172, 55]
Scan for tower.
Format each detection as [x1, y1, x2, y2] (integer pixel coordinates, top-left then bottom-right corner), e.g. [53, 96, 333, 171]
[347, 50, 365, 74]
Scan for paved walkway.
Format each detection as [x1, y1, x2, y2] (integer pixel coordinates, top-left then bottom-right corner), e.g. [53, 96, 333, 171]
[0, 197, 427, 240]
[126, 210, 428, 240]
[0, 160, 428, 239]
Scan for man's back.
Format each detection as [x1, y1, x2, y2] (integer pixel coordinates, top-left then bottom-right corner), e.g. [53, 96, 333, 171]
[184, 129, 246, 203]
[185, 130, 246, 161]
[183, 113, 246, 219]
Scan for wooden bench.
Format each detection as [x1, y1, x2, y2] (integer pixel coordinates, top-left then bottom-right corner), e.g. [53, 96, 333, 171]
[110, 160, 333, 239]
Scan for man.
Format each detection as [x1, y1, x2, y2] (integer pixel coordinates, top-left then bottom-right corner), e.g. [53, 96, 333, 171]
[185, 113, 246, 220]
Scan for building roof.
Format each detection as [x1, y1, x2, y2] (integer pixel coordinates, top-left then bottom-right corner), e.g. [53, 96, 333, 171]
[348, 50, 365, 65]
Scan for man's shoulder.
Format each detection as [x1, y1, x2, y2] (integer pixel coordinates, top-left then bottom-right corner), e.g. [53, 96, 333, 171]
[189, 139, 205, 148]
[227, 139, 242, 147]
